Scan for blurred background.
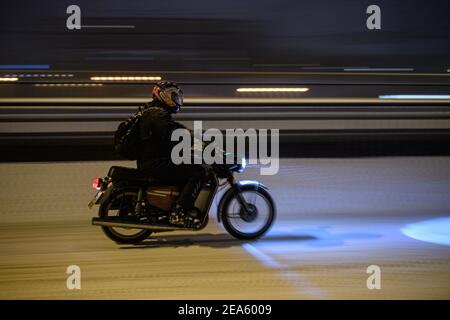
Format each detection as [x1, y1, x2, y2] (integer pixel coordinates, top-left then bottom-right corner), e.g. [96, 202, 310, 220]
[0, 0, 450, 160]
[1, 0, 450, 72]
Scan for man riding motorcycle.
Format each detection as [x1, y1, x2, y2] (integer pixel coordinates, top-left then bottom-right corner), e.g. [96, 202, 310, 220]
[138, 81, 207, 227]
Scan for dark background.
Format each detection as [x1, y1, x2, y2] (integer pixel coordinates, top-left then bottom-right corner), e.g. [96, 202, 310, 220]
[1, 0, 450, 161]
[1, 0, 449, 72]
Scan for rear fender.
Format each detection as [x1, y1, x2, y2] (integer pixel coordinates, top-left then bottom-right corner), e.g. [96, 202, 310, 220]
[97, 182, 114, 206]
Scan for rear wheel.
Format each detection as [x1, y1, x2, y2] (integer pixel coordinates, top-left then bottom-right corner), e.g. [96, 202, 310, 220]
[99, 190, 152, 244]
[221, 185, 276, 240]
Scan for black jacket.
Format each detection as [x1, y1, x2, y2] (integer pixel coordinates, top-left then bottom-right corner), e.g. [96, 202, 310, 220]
[138, 100, 187, 165]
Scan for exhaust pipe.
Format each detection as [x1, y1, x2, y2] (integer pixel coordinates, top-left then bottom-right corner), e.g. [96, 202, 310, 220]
[92, 217, 194, 231]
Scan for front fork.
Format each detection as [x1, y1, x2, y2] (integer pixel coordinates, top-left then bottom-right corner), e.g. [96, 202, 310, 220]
[227, 174, 251, 214]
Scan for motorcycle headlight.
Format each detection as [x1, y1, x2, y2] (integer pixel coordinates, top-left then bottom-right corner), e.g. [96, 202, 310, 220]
[236, 157, 246, 172]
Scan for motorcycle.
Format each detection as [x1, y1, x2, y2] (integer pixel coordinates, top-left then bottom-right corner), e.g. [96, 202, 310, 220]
[89, 158, 276, 244]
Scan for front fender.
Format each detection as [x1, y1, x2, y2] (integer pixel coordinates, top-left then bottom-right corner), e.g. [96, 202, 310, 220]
[216, 180, 268, 223]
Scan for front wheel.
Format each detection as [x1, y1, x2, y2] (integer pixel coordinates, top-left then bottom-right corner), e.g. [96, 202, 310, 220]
[221, 185, 276, 240]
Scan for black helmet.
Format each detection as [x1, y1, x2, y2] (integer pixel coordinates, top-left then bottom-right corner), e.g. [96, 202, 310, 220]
[152, 81, 183, 113]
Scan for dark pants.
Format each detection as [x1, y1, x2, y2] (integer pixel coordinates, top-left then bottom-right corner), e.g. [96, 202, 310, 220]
[139, 158, 207, 211]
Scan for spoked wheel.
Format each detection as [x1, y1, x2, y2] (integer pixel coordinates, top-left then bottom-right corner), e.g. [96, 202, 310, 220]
[221, 185, 276, 240]
[99, 190, 152, 244]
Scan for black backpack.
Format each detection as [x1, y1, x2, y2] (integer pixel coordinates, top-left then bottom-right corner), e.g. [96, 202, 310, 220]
[114, 110, 144, 160]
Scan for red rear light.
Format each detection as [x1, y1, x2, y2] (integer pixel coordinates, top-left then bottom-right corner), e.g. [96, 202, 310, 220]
[92, 177, 102, 190]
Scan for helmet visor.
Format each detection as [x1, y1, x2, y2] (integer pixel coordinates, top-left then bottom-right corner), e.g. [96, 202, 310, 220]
[171, 90, 183, 106]
[160, 87, 183, 108]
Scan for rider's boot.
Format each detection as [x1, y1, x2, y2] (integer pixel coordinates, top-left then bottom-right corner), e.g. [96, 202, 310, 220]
[170, 204, 201, 228]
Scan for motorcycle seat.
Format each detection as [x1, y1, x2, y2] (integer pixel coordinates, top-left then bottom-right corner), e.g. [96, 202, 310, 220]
[108, 166, 155, 182]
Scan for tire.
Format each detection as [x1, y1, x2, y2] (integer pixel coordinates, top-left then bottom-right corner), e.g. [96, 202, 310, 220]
[221, 185, 276, 240]
[99, 189, 152, 244]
